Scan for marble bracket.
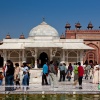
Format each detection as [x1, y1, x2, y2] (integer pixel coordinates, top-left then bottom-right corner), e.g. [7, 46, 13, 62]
[52, 48, 57, 57]
[30, 49, 36, 57]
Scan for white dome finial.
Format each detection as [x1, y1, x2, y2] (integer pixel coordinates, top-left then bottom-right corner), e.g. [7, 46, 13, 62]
[43, 17, 45, 21]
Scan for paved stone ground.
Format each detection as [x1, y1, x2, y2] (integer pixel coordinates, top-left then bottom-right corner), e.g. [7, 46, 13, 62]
[0, 77, 100, 94]
[27, 77, 100, 94]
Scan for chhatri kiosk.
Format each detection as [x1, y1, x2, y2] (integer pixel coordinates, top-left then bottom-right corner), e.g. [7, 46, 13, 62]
[0, 21, 93, 83]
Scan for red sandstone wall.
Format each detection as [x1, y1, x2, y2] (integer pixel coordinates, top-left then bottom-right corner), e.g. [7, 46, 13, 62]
[65, 29, 100, 64]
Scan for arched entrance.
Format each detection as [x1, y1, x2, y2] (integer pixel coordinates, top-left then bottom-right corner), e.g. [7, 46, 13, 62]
[38, 52, 48, 68]
[87, 52, 95, 64]
[85, 43, 99, 64]
[0, 55, 4, 67]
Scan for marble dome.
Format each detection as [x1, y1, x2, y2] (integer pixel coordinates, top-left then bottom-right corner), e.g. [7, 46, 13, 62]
[29, 21, 59, 37]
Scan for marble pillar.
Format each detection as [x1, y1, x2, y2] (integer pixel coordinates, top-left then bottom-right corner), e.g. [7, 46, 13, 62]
[22, 49, 26, 62]
[62, 49, 65, 62]
[50, 48, 53, 61]
[3, 50, 7, 65]
[34, 48, 37, 69]
[80, 50, 83, 65]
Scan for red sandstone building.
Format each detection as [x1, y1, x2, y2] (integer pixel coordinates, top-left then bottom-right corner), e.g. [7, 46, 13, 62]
[64, 22, 100, 64]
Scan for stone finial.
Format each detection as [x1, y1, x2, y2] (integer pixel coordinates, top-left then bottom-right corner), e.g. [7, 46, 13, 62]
[5, 33, 11, 39]
[87, 22, 93, 29]
[75, 22, 82, 29]
[65, 22, 71, 30]
[19, 33, 25, 39]
[42, 17, 45, 21]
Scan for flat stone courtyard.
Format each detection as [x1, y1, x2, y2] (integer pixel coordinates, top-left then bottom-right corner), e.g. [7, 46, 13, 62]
[0, 76, 100, 94]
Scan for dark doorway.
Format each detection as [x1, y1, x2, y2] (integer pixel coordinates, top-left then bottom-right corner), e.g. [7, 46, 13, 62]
[89, 60, 93, 64]
[0, 55, 4, 67]
[38, 52, 48, 68]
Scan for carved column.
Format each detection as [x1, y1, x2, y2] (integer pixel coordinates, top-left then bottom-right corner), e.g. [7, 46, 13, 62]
[50, 48, 53, 61]
[80, 50, 83, 65]
[3, 50, 7, 65]
[19, 50, 21, 67]
[30, 48, 37, 69]
[35, 49, 37, 69]
[66, 50, 68, 66]
[62, 49, 65, 62]
[22, 49, 26, 63]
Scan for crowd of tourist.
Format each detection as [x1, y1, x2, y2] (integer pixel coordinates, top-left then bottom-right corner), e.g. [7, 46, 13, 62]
[0, 59, 100, 91]
[0, 60, 31, 91]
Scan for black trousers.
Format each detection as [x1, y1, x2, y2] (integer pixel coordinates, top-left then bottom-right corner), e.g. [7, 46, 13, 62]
[60, 70, 65, 81]
[42, 73, 48, 85]
[78, 77, 83, 86]
[16, 81, 20, 86]
[27, 72, 30, 86]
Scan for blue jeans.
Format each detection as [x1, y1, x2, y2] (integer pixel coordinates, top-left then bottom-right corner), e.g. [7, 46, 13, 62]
[22, 74, 28, 86]
[6, 75, 14, 85]
[22, 74, 28, 90]
[5, 75, 14, 91]
[0, 80, 2, 85]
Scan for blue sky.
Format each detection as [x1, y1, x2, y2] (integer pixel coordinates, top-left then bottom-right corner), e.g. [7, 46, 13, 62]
[0, 0, 100, 39]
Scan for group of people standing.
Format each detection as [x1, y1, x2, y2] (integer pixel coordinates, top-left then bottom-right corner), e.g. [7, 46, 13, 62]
[42, 60, 84, 89]
[0, 60, 30, 91]
[42, 61, 58, 87]
[0, 59, 99, 91]
[84, 61, 100, 84]
[58, 62, 84, 89]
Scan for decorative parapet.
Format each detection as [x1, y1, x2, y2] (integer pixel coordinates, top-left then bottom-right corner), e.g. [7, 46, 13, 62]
[66, 30, 100, 34]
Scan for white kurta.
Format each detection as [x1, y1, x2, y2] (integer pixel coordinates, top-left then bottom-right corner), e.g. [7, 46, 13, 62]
[93, 65, 100, 84]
